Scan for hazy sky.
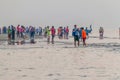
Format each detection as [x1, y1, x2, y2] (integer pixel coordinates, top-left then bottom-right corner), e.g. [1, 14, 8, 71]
[0, 0, 120, 27]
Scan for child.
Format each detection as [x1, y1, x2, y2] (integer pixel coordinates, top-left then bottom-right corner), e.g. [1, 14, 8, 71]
[82, 27, 87, 46]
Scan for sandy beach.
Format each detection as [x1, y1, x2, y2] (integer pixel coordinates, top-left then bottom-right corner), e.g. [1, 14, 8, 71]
[1, 0, 120, 79]
[0, 28, 120, 80]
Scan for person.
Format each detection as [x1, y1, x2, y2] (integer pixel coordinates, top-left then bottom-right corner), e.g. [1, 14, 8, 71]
[66, 26, 69, 39]
[11, 25, 16, 45]
[46, 26, 50, 44]
[17, 25, 20, 38]
[3, 26, 7, 34]
[30, 26, 35, 43]
[21, 26, 25, 38]
[82, 27, 87, 46]
[8, 26, 12, 44]
[40, 27, 43, 36]
[0, 27, 1, 34]
[44, 27, 47, 38]
[38, 27, 42, 36]
[59, 27, 63, 39]
[72, 25, 80, 47]
[51, 26, 56, 44]
[19, 26, 23, 38]
[63, 27, 66, 39]
[90, 24, 92, 33]
[99, 27, 104, 39]
[61, 27, 64, 39]
[21, 26, 26, 43]
[25, 26, 29, 34]
[36, 28, 39, 35]
[79, 27, 82, 41]
[85, 27, 89, 38]
[57, 27, 61, 39]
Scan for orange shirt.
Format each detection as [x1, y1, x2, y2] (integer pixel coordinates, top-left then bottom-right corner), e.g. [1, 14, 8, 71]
[82, 30, 86, 38]
[57, 28, 59, 34]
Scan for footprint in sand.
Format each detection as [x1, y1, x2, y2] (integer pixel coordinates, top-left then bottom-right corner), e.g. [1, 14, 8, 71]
[47, 74, 54, 76]
[56, 49, 60, 51]
[22, 75, 27, 77]
[4, 68, 9, 70]
[47, 73, 61, 77]
[7, 53, 11, 55]
[77, 75, 88, 78]
[39, 57, 42, 59]
[18, 70, 22, 72]
[56, 73, 61, 76]
[27, 67, 35, 70]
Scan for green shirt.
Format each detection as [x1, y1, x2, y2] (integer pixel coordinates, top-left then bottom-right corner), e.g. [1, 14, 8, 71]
[8, 29, 12, 34]
[47, 28, 50, 36]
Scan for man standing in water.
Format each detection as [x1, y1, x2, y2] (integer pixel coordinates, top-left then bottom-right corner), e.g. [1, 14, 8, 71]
[51, 26, 56, 44]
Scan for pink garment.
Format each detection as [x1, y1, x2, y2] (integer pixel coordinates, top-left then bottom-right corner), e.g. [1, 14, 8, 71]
[66, 28, 69, 33]
[22, 28, 25, 32]
[51, 28, 55, 35]
[17, 27, 19, 31]
[19, 27, 22, 32]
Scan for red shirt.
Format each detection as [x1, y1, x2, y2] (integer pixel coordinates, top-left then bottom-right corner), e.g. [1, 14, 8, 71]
[66, 28, 69, 33]
[51, 28, 55, 35]
[17, 26, 20, 31]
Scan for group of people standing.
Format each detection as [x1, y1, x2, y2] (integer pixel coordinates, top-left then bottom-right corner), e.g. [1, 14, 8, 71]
[7, 25, 43, 44]
[0, 24, 93, 47]
[72, 25, 92, 47]
[42, 26, 69, 44]
[7, 25, 57, 45]
[0, 26, 7, 34]
[8, 25, 16, 45]
[46, 26, 56, 44]
[57, 26, 69, 39]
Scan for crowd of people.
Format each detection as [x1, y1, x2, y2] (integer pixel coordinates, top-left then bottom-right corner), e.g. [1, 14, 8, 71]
[7, 25, 43, 44]
[0, 25, 93, 47]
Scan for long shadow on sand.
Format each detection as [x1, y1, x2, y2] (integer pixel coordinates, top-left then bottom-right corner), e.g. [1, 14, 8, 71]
[0, 46, 44, 50]
[0, 40, 120, 52]
[87, 43, 120, 52]
[62, 42, 120, 52]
